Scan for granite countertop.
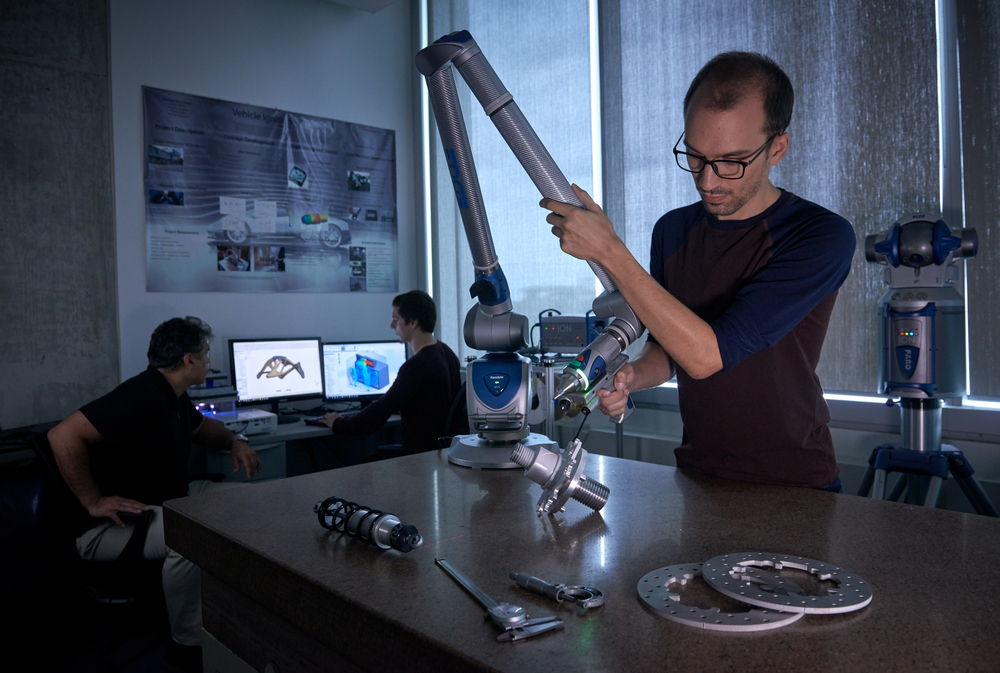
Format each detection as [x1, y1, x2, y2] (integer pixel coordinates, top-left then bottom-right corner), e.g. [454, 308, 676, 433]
[164, 450, 1000, 672]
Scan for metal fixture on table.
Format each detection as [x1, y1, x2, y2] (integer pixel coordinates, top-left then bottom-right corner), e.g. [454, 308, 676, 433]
[510, 438, 610, 515]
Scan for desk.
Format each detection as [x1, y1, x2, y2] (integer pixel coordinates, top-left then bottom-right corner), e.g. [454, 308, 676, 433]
[248, 420, 334, 444]
[203, 422, 330, 482]
[205, 417, 401, 480]
[164, 451, 1000, 672]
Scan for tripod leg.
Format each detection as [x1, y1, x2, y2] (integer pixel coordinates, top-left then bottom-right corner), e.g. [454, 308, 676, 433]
[952, 474, 999, 517]
[857, 464, 877, 497]
[923, 476, 944, 508]
[945, 452, 999, 517]
[872, 469, 888, 500]
[886, 474, 906, 502]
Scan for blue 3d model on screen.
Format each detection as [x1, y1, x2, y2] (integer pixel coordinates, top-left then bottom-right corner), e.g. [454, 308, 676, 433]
[348, 353, 390, 391]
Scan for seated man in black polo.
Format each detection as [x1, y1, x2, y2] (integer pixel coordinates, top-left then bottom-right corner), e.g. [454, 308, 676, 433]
[319, 290, 462, 450]
[48, 316, 261, 672]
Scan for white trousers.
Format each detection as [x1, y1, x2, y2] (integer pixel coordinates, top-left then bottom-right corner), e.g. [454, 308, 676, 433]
[75, 479, 242, 646]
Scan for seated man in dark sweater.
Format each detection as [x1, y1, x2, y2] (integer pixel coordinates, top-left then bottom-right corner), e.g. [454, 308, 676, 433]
[318, 290, 462, 450]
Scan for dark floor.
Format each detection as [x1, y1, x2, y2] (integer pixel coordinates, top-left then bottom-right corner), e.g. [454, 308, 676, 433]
[8, 574, 190, 673]
[38, 622, 180, 673]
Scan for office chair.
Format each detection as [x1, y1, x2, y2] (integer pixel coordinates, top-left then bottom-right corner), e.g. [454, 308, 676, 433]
[364, 382, 468, 462]
[439, 380, 469, 446]
[30, 433, 163, 673]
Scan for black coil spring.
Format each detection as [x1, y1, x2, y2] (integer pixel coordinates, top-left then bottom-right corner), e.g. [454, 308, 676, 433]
[316, 496, 390, 546]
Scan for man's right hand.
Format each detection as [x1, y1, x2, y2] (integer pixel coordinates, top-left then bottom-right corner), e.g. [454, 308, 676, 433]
[88, 496, 149, 528]
[597, 363, 637, 417]
[319, 411, 340, 429]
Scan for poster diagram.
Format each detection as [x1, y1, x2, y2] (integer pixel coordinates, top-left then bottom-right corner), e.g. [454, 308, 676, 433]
[143, 86, 398, 292]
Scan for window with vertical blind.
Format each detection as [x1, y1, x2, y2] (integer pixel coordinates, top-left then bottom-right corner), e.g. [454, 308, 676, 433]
[607, 0, 939, 396]
[422, 0, 998, 402]
[958, 0, 1000, 400]
[424, 0, 598, 364]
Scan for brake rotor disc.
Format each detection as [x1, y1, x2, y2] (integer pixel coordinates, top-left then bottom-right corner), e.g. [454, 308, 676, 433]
[701, 552, 873, 615]
[637, 563, 804, 632]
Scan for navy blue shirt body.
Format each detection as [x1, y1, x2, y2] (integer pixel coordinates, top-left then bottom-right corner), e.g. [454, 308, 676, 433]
[649, 190, 855, 488]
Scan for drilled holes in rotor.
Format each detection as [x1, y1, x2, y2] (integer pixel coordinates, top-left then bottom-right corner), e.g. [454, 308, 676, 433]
[636, 564, 804, 631]
[640, 566, 765, 617]
[701, 553, 873, 614]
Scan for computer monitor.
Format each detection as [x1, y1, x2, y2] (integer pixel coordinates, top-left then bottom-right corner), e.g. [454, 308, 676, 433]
[322, 341, 407, 406]
[229, 337, 324, 414]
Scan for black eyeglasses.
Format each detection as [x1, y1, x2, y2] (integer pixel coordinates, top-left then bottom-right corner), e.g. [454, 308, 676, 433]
[673, 132, 778, 180]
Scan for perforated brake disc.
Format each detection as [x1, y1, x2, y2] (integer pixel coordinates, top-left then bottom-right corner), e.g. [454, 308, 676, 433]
[637, 564, 804, 632]
[701, 552, 873, 615]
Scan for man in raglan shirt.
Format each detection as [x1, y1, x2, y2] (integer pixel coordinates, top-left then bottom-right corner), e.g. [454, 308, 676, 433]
[542, 52, 855, 491]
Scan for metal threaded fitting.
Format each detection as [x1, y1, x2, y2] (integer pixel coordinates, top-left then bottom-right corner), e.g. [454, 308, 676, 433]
[510, 443, 533, 468]
[511, 440, 611, 513]
[570, 476, 609, 511]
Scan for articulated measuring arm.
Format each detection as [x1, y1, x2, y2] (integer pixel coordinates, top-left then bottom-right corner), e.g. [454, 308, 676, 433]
[416, 30, 644, 422]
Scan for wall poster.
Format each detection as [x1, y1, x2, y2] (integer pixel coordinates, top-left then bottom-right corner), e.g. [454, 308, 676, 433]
[143, 86, 397, 293]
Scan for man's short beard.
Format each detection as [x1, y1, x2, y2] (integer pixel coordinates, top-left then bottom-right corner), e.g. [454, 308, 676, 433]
[701, 169, 765, 218]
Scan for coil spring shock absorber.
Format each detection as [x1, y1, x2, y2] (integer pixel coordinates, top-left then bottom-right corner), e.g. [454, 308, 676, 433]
[313, 496, 422, 553]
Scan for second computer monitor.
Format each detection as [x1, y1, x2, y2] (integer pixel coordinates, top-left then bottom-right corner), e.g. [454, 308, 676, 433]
[322, 341, 407, 405]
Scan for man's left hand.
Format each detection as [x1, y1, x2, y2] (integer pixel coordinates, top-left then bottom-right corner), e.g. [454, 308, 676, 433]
[230, 440, 261, 480]
[541, 184, 622, 264]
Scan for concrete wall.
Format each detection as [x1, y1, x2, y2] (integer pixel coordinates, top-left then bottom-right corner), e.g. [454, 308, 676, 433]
[1, 0, 120, 430]
[110, 0, 417, 378]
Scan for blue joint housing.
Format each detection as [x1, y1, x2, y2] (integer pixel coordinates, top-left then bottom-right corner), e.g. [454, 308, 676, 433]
[436, 29, 473, 45]
[470, 267, 511, 307]
[874, 223, 901, 266]
[875, 219, 962, 268]
[932, 220, 961, 265]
